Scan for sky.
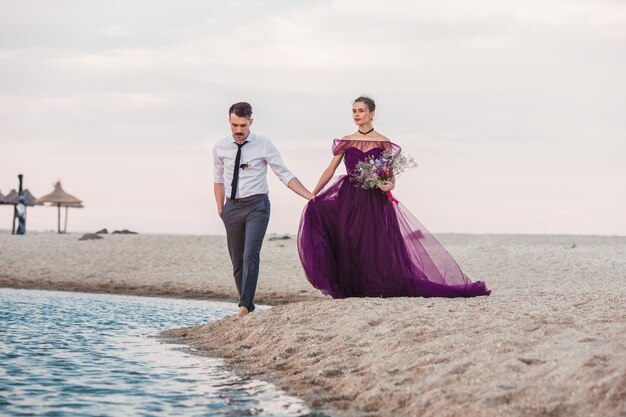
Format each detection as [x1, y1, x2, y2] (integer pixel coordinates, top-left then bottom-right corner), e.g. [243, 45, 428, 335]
[1, 0, 625, 236]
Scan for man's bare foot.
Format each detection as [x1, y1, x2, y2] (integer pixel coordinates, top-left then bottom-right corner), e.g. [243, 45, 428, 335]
[236, 306, 249, 318]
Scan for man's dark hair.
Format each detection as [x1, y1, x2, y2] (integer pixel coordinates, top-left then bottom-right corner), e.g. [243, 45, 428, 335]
[229, 102, 253, 118]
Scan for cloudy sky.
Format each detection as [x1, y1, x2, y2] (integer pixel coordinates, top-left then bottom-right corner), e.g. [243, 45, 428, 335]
[1, 0, 624, 236]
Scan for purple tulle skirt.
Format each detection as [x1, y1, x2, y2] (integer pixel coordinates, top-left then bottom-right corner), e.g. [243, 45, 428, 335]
[297, 140, 490, 299]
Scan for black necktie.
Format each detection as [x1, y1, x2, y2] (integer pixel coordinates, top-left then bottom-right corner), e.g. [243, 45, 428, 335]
[230, 141, 247, 200]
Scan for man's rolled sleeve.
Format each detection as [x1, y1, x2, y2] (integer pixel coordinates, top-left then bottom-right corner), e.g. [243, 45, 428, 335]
[213, 143, 224, 184]
[265, 139, 295, 186]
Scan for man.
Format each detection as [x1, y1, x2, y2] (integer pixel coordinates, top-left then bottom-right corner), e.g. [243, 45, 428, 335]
[213, 102, 312, 318]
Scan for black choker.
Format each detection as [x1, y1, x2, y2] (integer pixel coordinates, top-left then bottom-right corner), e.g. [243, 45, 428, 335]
[358, 128, 374, 135]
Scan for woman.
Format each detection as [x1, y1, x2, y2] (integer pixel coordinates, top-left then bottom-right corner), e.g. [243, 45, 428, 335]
[298, 96, 490, 298]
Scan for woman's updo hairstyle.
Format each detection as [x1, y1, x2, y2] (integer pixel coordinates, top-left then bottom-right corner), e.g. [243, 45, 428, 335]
[353, 96, 376, 112]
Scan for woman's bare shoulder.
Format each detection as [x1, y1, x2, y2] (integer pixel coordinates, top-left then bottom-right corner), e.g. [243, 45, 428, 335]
[341, 133, 358, 140]
[340, 132, 390, 142]
[371, 132, 391, 142]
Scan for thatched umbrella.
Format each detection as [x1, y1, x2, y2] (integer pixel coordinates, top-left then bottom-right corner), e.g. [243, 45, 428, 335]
[0, 190, 6, 223]
[1, 189, 16, 204]
[3, 189, 40, 205]
[0, 189, 9, 232]
[36, 181, 84, 234]
[60, 201, 84, 233]
[1, 188, 41, 234]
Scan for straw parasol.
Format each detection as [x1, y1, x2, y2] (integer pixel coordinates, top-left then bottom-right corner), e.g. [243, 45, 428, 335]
[36, 181, 84, 234]
[3, 189, 40, 205]
[1, 189, 17, 205]
[1, 188, 41, 234]
[0, 189, 14, 232]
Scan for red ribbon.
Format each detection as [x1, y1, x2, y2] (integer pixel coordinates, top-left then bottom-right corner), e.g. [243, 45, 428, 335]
[385, 191, 399, 204]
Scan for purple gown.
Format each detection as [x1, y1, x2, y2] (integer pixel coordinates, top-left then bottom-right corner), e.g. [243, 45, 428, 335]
[297, 139, 491, 298]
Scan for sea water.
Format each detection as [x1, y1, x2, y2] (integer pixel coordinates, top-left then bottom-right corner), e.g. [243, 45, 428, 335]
[0, 288, 326, 417]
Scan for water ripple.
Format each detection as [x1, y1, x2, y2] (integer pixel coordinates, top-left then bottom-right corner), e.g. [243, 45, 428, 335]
[0, 289, 329, 417]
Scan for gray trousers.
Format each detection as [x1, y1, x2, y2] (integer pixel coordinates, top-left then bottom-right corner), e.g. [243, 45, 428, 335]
[220, 194, 270, 312]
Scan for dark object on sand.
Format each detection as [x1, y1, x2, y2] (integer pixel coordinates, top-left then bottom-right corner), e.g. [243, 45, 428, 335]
[36, 181, 83, 234]
[112, 229, 138, 235]
[96, 228, 109, 234]
[268, 234, 291, 241]
[79, 233, 103, 241]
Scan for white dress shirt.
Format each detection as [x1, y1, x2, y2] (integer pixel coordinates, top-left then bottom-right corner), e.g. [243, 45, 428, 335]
[213, 132, 296, 199]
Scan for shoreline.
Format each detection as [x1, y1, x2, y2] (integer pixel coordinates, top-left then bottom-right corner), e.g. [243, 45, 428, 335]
[0, 278, 317, 306]
[2, 229, 625, 237]
[0, 232, 325, 307]
[2, 232, 625, 416]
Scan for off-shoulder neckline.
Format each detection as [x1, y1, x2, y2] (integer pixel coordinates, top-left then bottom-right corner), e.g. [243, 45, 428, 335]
[334, 138, 392, 143]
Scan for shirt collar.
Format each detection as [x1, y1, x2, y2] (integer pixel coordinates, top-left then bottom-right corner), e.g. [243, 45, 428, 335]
[229, 132, 255, 144]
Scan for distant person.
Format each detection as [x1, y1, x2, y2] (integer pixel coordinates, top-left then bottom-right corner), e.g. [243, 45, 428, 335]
[16, 174, 26, 235]
[213, 102, 313, 318]
[16, 195, 26, 235]
[298, 96, 491, 298]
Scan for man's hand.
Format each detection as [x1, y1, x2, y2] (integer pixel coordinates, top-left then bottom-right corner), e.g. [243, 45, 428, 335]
[214, 183, 225, 217]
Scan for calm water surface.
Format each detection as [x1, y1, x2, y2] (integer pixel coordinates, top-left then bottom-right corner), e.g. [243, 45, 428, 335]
[0, 289, 326, 417]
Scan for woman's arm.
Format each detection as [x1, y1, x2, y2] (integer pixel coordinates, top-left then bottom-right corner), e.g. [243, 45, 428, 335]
[312, 154, 344, 195]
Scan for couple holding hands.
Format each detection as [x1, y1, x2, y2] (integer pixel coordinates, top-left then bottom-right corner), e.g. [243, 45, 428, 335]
[213, 97, 490, 318]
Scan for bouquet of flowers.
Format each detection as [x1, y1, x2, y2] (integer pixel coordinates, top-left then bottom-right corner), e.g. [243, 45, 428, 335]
[351, 150, 417, 204]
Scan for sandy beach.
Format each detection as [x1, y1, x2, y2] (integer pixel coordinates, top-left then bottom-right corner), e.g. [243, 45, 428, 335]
[2, 231, 625, 416]
[0, 231, 323, 305]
